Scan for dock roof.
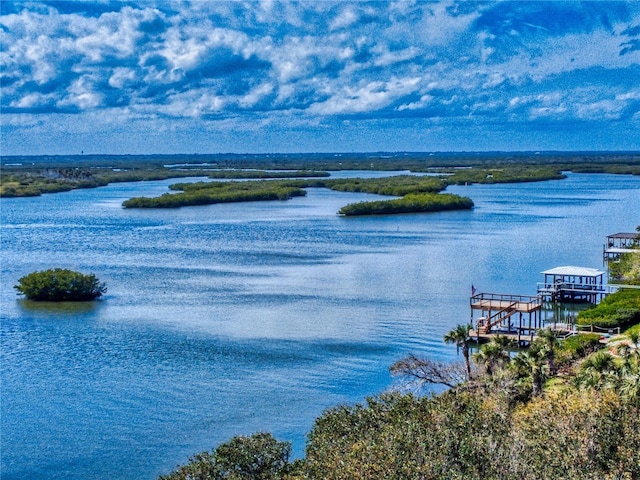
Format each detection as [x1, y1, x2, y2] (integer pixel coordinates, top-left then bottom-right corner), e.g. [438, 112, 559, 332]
[607, 232, 640, 240]
[541, 266, 605, 277]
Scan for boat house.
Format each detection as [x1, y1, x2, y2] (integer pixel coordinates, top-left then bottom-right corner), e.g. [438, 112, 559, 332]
[603, 232, 640, 261]
[537, 266, 606, 303]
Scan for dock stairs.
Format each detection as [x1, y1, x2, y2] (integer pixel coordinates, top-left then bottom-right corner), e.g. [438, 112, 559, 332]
[470, 293, 542, 344]
[476, 302, 518, 334]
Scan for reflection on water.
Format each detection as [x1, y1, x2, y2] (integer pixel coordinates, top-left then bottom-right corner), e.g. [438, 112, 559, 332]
[17, 299, 102, 315]
[1, 172, 639, 480]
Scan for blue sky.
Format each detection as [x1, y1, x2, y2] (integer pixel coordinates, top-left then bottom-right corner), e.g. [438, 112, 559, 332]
[1, 1, 639, 155]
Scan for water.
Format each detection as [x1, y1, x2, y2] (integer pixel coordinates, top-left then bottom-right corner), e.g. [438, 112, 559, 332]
[1, 172, 639, 479]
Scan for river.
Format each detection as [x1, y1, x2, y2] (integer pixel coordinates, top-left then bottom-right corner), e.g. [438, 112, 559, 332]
[1, 171, 638, 479]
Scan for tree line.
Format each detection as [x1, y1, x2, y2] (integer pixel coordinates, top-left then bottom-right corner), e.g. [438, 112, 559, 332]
[3, 154, 639, 198]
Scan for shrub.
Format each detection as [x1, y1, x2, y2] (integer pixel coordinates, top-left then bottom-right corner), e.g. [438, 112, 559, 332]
[608, 251, 640, 285]
[338, 193, 473, 216]
[577, 289, 640, 330]
[159, 432, 293, 480]
[558, 334, 602, 359]
[14, 268, 107, 301]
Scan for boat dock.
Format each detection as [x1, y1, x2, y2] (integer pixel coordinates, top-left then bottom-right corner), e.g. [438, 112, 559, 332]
[603, 232, 640, 261]
[537, 265, 607, 303]
[470, 293, 542, 345]
[469, 232, 634, 345]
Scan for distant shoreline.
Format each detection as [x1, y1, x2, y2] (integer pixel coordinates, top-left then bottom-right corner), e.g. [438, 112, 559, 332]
[3, 151, 640, 167]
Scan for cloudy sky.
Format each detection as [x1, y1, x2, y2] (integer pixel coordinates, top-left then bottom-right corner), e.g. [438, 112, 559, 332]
[2, 1, 639, 155]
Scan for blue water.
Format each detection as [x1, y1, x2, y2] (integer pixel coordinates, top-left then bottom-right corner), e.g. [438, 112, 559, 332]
[1, 172, 639, 479]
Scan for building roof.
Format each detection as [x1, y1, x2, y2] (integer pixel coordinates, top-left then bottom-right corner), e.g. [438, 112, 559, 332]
[605, 247, 640, 254]
[541, 266, 605, 277]
[607, 232, 640, 240]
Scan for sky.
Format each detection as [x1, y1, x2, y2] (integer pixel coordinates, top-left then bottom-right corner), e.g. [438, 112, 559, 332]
[1, 1, 640, 155]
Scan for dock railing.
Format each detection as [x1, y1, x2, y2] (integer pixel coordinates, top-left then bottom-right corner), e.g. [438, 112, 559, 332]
[537, 282, 607, 294]
[574, 324, 621, 336]
[471, 292, 542, 307]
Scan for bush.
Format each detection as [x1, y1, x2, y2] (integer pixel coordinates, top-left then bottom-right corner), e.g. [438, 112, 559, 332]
[609, 251, 640, 285]
[558, 334, 602, 359]
[159, 432, 293, 480]
[338, 193, 473, 216]
[577, 289, 640, 330]
[14, 268, 107, 301]
[123, 180, 306, 208]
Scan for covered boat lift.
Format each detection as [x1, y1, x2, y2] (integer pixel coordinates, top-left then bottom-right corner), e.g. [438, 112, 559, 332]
[603, 232, 639, 261]
[537, 266, 606, 303]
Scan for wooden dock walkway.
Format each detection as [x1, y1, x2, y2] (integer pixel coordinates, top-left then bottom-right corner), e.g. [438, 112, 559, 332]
[471, 296, 541, 313]
[469, 330, 527, 344]
[470, 293, 542, 345]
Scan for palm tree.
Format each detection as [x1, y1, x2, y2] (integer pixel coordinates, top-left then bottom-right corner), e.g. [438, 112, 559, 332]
[473, 335, 516, 377]
[613, 331, 640, 402]
[512, 345, 547, 397]
[536, 328, 559, 376]
[575, 351, 618, 390]
[615, 330, 640, 362]
[444, 323, 473, 381]
[619, 365, 640, 403]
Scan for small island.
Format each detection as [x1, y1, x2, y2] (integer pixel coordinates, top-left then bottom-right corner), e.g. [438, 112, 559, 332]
[338, 192, 474, 216]
[15, 268, 107, 302]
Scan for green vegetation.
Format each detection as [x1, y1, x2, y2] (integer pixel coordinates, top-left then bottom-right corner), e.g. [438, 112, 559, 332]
[608, 226, 640, 285]
[570, 164, 640, 175]
[3, 153, 639, 202]
[123, 180, 307, 208]
[159, 433, 297, 480]
[14, 268, 106, 301]
[625, 323, 640, 337]
[0, 165, 328, 198]
[4, 154, 640, 219]
[123, 175, 469, 213]
[337, 193, 473, 216]
[445, 165, 566, 185]
[443, 323, 473, 380]
[326, 175, 445, 195]
[162, 323, 640, 479]
[577, 289, 640, 330]
[557, 333, 602, 361]
[609, 252, 640, 284]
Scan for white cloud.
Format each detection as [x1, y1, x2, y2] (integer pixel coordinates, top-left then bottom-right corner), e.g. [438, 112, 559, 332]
[398, 94, 434, 111]
[160, 90, 226, 117]
[239, 82, 274, 108]
[417, 1, 482, 46]
[57, 76, 103, 109]
[575, 99, 623, 120]
[2, 0, 639, 153]
[309, 77, 421, 115]
[372, 46, 421, 67]
[10, 92, 53, 108]
[329, 6, 359, 31]
[108, 67, 137, 88]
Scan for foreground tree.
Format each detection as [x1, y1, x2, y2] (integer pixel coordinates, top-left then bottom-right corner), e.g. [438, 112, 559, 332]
[390, 354, 468, 390]
[512, 389, 640, 479]
[512, 344, 548, 397]
[473, 335, 516, 377]
[14, 268, 107, 301]
[575, 351, 618, 390]
[444, 323, 474, 380]
[159, 433, 293, 480]
[576, 338, 640, 403]
[536, 328, 560, 376]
